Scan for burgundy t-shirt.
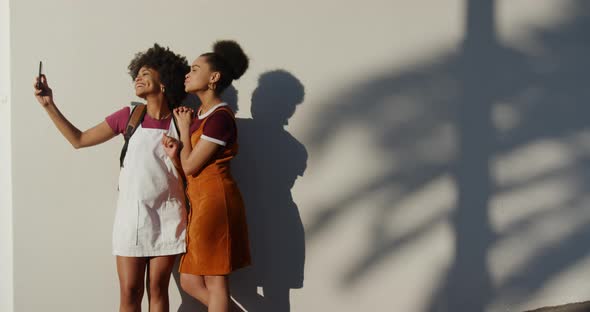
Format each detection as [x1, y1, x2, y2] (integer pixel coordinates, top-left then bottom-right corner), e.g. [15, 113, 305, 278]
[105, 107, 173, 134]
[191, 108, 235, 146]
[105, 106, 234, 146]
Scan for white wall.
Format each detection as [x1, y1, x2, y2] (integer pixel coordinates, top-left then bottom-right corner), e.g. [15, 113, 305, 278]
[10, 0, 590, 311]
[1, 0, 13, 310]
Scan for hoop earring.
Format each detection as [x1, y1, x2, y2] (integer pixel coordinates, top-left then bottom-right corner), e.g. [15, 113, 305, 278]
[208, 83, 217, 91]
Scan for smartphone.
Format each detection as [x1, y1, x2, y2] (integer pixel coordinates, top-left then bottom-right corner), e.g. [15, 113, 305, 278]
[36, 61, 43, 91]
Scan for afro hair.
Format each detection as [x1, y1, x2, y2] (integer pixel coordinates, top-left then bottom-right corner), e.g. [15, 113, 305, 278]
[128, 43, 189, 108]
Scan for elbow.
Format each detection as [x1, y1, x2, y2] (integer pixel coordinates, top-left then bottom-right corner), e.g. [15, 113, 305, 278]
[71, 135, 84, 149]
[180, 159, 198, 176]
[71, 140, 88, 150]
[183, 166, 198, 177]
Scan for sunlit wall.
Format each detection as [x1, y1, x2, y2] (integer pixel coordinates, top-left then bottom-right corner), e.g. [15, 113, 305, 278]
[9, 1, 589, 311]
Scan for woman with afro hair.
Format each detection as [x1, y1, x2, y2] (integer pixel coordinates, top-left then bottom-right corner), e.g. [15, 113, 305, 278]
[33, 44, 190, 312]
[167, 40, 252, 312]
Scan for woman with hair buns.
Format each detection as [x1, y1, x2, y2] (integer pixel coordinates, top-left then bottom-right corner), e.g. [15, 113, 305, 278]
[168, 40, 252, 311]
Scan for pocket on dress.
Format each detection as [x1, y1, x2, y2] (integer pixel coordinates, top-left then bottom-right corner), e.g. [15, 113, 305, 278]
[113, 197, 139, 247]
[161, 198, 187, 243]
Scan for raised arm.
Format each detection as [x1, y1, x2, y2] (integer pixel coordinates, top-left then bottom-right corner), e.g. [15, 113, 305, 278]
[34, 74, 116, 149]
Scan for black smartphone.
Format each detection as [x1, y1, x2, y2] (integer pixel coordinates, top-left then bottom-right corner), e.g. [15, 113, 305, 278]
[36, 61, 43, 90]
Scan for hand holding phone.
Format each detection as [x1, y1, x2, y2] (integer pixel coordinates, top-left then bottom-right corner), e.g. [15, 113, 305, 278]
[33, 61, 53, 107]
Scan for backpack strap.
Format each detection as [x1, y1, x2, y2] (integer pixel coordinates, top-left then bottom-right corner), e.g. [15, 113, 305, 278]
[171, 113, 181, 138]
[119, 104, 147, 167]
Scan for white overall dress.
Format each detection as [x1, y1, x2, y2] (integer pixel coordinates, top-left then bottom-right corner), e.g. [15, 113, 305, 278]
[113, 117, 187, 257]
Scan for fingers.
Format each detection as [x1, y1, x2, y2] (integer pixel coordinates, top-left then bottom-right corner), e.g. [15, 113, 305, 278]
[33, 75, 48, 88]
[174, 106, 194, 116]
[33, 80, 46, 96]
[162, 134, 171, 146]
[161, 134, 178, 149]
[173, 107, 184, 118]
[33, 75, 51, 95]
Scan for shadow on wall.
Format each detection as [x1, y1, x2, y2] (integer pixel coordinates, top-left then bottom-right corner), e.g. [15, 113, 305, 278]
[304, 0, 590, 311]
[231, 70, 307, 312]
[171, 71, 307, 312]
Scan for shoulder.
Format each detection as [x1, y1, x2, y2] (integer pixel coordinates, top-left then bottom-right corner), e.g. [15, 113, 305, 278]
[201, 108, 236, 146]
[111, 106, 131, 117]
[203, 109, 235, 134]
[208, 108, 234, 123]
[105, 106, 132, 135]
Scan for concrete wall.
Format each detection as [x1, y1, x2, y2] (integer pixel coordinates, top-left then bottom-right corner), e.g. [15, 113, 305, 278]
[9, 0, 590, 311]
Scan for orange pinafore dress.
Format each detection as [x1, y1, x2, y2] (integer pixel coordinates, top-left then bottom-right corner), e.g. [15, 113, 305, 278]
[179, 106, 251, 275]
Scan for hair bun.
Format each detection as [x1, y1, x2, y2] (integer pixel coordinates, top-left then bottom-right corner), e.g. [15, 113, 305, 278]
[213, 40, 249, 80]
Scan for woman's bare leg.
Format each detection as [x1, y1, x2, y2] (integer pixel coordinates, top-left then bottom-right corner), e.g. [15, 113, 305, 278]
[180, 273, 209, 306]
[147, 255, 176, 312]
[117, 256, 148, 312]
[205, 275, 230, 312]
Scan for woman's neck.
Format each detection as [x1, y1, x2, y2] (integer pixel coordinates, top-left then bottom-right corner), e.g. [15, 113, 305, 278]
[196, 91, 222, 115]
[145, 96, 170, 120]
